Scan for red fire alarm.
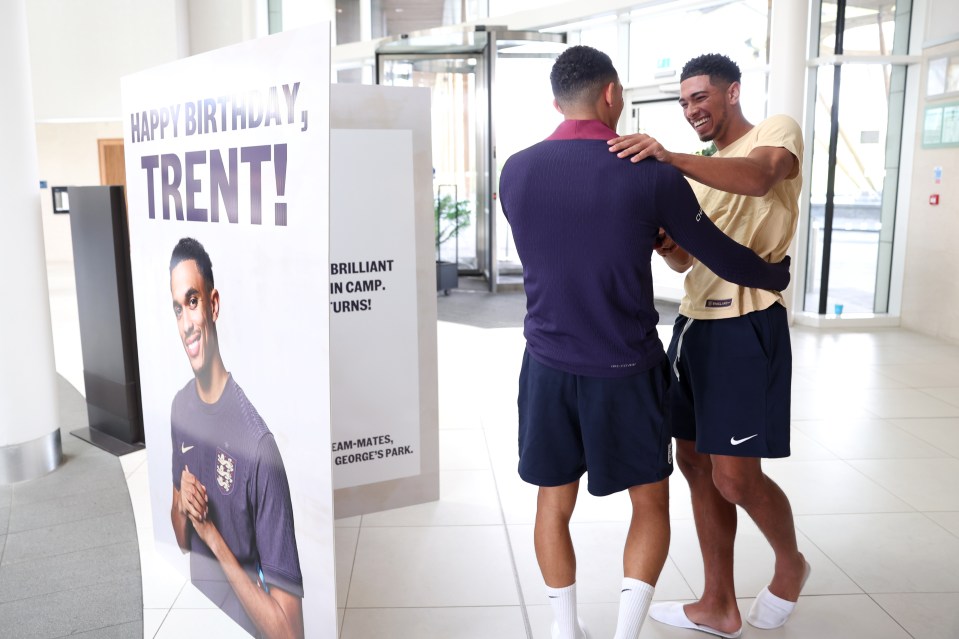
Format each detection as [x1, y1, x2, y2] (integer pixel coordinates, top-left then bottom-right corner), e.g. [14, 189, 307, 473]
[930, 194, 940, 205]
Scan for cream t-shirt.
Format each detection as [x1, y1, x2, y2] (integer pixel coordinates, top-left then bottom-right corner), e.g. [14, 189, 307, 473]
[679, 114, 803, 320]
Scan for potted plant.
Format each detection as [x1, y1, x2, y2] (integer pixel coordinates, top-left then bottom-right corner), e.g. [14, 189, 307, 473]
[435, 193, 470, 295]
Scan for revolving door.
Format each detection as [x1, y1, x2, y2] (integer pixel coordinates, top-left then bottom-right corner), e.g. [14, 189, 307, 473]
[376, 26, 566, 291]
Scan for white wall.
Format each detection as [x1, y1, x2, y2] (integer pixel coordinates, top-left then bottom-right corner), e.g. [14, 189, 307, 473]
[187, 0, 262, 55]
[26, 0, 186, 121]
[35, 122, 124, 264]
[26, 1, 261, 267]
[900, 37, 959, 343]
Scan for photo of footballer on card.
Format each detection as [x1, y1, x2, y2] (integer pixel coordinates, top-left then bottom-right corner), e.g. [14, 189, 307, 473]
[168, 237, 304, 639]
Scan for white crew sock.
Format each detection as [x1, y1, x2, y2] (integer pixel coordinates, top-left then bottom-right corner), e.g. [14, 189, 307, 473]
[545, 583, 585, 639]
[612, 578, 655, 639]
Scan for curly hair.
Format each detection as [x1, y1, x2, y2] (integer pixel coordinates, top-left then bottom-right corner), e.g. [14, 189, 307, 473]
[680, 53, 742, 86]
[170, 237, 214, 292]
[550, 45, 618, 107]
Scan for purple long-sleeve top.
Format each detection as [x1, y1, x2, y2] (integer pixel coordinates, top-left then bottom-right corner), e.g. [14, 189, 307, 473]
[499, 119, 788, 377]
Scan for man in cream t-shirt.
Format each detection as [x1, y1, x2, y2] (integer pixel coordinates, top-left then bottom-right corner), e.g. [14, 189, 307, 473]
[609, 54, 809, 639]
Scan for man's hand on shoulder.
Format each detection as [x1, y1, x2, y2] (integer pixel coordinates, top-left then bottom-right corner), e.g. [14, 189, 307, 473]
[608, 133, 674, 164]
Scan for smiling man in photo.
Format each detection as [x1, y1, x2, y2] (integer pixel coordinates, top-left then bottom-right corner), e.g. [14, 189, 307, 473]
[169, 236, 305, 639]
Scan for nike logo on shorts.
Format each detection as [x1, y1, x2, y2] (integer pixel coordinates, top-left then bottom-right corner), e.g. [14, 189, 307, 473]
[181, 443, 195, 453]
[730, 434, 758, 446]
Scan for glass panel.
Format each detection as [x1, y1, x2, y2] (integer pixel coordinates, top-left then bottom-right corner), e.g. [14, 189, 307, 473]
[489, 0, 554, 14]
[336, 0, 361, 45]
[804, 65, 834, 313]
[820, 2, 900, 56]
[493, 52, 561, 276]
[806, 63, 897, 314]
[371, 0, 465, 39]
[627, 1, 768, 88]
[380, 56, 480, 270]
[578, 19, 619, 68]
[268, 0, 283, 35]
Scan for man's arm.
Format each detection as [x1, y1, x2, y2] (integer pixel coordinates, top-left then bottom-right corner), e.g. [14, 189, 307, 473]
[171, 466, 207, 552]
[608, 133, 797, 196]
[190, 517, 305, 639]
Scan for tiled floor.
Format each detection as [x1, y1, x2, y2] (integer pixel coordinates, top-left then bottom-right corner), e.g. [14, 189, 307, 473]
[19, 262, 959, 637]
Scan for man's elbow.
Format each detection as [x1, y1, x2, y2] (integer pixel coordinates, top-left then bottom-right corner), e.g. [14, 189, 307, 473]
[744, 176, 776, 197]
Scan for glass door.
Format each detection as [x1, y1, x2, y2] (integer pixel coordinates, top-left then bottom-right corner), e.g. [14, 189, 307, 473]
[379, 54, 484, 273]
[377, 26, 565, 291]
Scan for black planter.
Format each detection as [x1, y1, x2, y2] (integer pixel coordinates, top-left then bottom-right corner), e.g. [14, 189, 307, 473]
[436, 261, 458, 295]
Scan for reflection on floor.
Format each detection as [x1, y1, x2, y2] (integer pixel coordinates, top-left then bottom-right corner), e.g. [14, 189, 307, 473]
[12, 261, 959, 638]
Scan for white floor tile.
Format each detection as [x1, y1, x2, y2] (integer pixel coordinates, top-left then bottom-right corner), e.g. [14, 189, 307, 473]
[341, 606, 528, 639]
[926, 511, 959, 537]
[335, 525, 359, 607]
[872, 593, 959, 639]
[119, 449, 148, 478]
[763, 460, 912, 515]
[785, 426, 840, 461]
[860, 388, 959, 419]
[334, 515, 362, 527]
[790, 386, 876, 421]
[172, 581, 219, 609]
[796, 513, 959, 593]
[138, 541, 187, 609]
[876, 362, 959, 388]
[359, 469, 504, 527]
[154, 607, 250, 638]
[849, 458, 959, 511]
[440, 429, 492, 470]
[143, 609, 168, 639]
[347, 525, 520, 607]
[792, 364, 905, 391]
[921, 387, 959, 407]
[892, 417, 959, 457]
[794, 417, 948, 459]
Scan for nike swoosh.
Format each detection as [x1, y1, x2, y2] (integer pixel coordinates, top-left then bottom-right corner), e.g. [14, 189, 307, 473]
[181, 443, 195, 453]
[730, 434, 759, 446]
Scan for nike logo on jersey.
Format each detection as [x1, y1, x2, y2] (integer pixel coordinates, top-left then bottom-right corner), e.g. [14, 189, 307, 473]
[730, 434, 758, 446]
[181, 443, 195, 453]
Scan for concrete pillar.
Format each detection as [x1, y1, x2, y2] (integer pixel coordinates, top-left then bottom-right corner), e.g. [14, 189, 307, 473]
[768, 0, 810, 121]
[0, 0, 61, 483]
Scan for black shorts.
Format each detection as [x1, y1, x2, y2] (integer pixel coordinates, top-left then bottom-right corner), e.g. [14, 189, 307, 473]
[517, 350, 673, 497]
[666, 303, 791, 458]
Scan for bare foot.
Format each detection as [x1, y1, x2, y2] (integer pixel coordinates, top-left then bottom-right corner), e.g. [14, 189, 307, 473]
[767, 552, 809, 602]
[683, 598, 742, 635]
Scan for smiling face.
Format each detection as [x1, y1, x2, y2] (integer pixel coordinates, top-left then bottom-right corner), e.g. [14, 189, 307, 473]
[678, 73, 737, 145]
[170, 259, 219, 379]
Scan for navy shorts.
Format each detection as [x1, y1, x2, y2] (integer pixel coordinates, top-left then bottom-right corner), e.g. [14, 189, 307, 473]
[666, 303, 791, 458]
[517, 350, 673, 497]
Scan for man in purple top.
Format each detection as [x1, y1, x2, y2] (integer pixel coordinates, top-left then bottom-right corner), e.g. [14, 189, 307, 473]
[169, 237, 304, 639]
[498, 46, 790, 639]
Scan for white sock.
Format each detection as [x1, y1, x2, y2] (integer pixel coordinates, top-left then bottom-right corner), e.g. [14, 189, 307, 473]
[612, 578, 655, 639]
[546, 583, 584, 639]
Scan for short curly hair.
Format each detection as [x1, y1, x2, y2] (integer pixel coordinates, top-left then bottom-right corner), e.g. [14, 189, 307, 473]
[550, 45, 618, 108]
[680, 53, 741, 86]
[170, 237, 214, 292]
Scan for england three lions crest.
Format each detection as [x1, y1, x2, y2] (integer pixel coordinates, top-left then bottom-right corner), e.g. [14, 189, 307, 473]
[215, 448, 237, 495]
